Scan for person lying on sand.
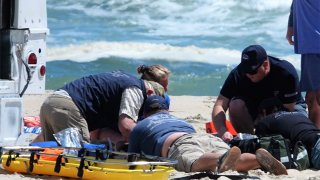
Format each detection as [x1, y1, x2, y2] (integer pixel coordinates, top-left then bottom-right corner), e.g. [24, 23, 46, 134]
[128, 95, 287, 175]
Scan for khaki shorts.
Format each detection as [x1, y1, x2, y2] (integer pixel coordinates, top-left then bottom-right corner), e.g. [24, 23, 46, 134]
[40, 94, 90, 143]
[167, 133, 230, 172]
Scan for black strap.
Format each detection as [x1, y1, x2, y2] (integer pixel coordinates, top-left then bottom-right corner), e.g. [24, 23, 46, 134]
[29, 152, 36, 172]
[5, 150, 13, 167]
[270, 138, 281, 161]
[284, 138, 294, 168]
[171, 172, 260, 180]
[77, 157, 85, 178]
[54, 155, 63, 173]
[78, 148, 86, 157]
[268, 137, 294, 168]
[128, 153, 138, 170]
[95, 149, 100, 160]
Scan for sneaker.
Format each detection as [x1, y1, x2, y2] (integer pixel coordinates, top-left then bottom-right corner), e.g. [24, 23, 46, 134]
[218, 146, 241, 173]
[256, 148, 288, 175]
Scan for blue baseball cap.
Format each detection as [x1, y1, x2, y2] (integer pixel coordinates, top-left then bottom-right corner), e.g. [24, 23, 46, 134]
[144, 95, 168, 114]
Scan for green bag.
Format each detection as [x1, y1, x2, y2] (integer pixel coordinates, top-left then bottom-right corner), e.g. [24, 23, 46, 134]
[259, 134, 310, 170]
[259, 134, 294, 168]
[292, 141, 310, 170]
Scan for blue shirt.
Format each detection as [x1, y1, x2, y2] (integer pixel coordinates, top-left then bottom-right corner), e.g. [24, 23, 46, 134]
[128, 112, 196, 156]
[292, 0, 320, 53]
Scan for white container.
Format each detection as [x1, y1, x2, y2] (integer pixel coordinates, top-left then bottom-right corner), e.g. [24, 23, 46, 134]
[0, 96, 23, 146]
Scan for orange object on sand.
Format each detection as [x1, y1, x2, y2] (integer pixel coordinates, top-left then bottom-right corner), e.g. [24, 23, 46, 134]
[205, 120, 237, 136]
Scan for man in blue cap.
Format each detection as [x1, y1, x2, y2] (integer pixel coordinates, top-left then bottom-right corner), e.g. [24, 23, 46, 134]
[128, 95, 287, 175]
[212, 45, 307, 142]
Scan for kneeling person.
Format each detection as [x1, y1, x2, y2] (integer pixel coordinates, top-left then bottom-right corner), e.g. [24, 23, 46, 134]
[128, 95, 287, 175]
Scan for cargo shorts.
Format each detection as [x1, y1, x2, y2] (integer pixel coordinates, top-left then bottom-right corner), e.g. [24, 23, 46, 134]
[167, 133, 230, 172]
[40, 94, 90, 143]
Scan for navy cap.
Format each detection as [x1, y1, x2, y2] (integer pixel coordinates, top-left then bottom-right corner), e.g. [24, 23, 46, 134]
[144, 95, 168, 114]
[239, 45, 267, 74]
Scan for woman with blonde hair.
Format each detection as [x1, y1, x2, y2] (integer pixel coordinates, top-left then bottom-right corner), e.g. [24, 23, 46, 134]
[137, 64, 171, 108]
[137, 64, 170, 91]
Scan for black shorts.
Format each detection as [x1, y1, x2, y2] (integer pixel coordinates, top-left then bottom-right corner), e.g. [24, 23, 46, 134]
[231, 96, 259, 120]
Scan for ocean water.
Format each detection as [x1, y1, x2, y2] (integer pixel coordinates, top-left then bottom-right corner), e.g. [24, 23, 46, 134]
[46, 0, 300, 95]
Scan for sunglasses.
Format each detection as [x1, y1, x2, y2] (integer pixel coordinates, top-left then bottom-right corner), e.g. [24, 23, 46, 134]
[246, 68, 259, 75]
[245, 62, 265, 75]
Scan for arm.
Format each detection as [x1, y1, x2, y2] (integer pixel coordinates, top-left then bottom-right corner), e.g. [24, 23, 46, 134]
[286, 1, 294, 45]
[118, 87, 144, 141]
[212, 94, 233, 142]
[118, 114, 136, 142]
[280, 63, 300, 112]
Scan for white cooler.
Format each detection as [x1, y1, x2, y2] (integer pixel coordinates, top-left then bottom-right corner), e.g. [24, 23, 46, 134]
[0, 96, 23, 146]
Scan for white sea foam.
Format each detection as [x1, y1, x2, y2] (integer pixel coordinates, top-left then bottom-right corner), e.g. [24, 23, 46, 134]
[46, 41, 300, 69]
[48, 0, 292, 38]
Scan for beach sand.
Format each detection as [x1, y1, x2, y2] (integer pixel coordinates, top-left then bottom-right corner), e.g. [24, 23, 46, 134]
[1, 92, 320, 179]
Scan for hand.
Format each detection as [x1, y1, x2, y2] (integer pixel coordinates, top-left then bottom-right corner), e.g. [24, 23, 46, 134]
[286, 27, 294, 45]
[221, 131, 233, 142]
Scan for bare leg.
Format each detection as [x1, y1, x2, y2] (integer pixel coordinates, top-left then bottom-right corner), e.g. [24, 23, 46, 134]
[191, 146, 241, 172]
[306, 91, 320, 128]
[235, 153, 260, 172]
[229, 99, 254, 133]
[237, 149, 288, 175]
[191, 152, 221, 172]
[190, 147, 287, 175]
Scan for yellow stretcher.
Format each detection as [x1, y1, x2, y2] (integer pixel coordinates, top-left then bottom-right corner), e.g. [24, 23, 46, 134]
[0, 147, 176, 179]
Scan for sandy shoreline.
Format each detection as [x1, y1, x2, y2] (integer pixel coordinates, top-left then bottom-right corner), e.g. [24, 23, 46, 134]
[1, 92, 320, 179]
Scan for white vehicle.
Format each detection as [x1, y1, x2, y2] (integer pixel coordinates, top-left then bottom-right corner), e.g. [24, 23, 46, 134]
[0, 0, 48, 145]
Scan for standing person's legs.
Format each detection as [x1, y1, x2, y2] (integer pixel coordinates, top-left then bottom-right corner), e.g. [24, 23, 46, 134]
[229, 97, 256, 134]
[306, 91, 320, 128]
[301, 54, 320, 128]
